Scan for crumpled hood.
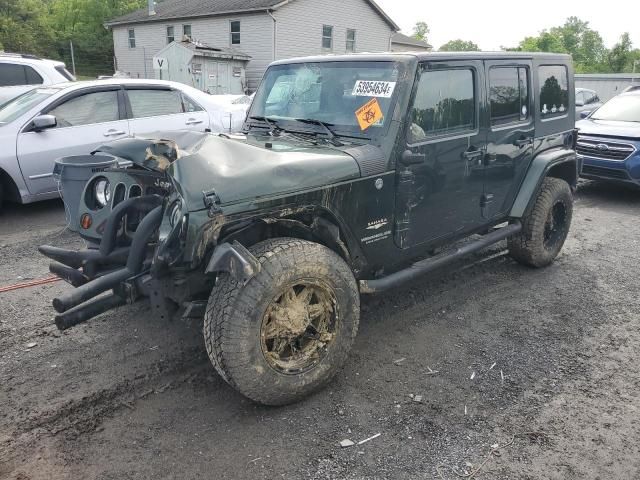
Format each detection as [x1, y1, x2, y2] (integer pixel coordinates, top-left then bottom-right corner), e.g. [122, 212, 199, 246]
[167, 133, 360, 210]
[576, 118, 640, 140]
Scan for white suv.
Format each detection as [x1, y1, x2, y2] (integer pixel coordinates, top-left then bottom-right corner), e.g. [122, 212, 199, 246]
[0, 53, 75, 104]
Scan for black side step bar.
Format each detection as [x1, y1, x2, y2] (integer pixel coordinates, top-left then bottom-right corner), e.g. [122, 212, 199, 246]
[359, 222, 522, 294]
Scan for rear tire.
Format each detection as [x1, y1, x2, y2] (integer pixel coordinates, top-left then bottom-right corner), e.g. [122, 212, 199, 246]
[203, 238, 360, 406]
[509, 177, 573, 267]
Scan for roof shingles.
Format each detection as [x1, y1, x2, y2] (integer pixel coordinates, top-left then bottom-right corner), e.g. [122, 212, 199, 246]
[107, 0, 398, 30]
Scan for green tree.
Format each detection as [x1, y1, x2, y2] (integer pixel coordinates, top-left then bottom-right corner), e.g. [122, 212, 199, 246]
[506, 17, 609, 73]
[607, 32, 633, 73]
[0, 0, 56, 56]
[439, 39, 479, 52]
[0, 0, 144, 76]
[412, 21, 430, 42]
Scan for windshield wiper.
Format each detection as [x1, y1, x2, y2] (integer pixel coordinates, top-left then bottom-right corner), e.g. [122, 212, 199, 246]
[248, 116, 282, 136]
[293, 118, 344, 147]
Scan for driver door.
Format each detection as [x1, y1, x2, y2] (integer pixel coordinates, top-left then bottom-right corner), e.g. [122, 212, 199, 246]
[17, 87, 128, 195]
[394, 60, 487, 249]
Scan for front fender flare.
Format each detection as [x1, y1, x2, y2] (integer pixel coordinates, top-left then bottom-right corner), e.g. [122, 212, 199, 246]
[205, 241, 261, 285]
[510, 148, 578, 218]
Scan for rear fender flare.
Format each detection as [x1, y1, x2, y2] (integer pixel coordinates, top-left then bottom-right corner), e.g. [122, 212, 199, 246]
[510, 149, 578, 218]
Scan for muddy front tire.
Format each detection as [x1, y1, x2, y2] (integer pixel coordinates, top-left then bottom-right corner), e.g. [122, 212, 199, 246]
[509, 177, 573, 267]
[203, 238, 360, 406]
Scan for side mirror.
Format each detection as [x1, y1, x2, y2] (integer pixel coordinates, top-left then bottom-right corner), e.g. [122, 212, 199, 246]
[579, 110, 591, 119]
[400, 150, 425, 166]
[575, 100, 584, 107]
[32, 115, 57, 132]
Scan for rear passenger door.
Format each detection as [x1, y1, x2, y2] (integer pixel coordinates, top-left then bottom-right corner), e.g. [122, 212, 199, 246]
[125, 86, 210, 135]
[483, 60, 534, 220]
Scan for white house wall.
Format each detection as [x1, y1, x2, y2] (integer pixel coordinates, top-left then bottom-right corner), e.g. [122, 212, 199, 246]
[112, 13, 272, 89]
[273, 0, 394, 59]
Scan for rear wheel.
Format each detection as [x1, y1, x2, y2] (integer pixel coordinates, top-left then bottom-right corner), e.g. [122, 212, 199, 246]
[509, 177, 573, 267]
[203, 238, 360, 406]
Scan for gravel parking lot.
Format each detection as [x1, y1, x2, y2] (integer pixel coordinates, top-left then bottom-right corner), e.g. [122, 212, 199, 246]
[1, 181, 639, 480]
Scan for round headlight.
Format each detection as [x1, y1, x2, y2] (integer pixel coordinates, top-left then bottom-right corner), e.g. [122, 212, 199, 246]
[169, 201, 183, 227]
[94, 178, 111, 207]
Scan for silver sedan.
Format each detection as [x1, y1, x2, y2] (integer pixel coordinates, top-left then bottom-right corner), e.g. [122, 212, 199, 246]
[0, 79, 249, 208]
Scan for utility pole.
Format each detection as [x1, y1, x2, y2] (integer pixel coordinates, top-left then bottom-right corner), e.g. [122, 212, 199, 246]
[69, 40, 76, 76]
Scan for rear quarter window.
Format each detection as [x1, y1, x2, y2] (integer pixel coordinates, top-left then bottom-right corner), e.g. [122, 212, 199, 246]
[538, 65, 569, 119]
[0, 63, 27, 87]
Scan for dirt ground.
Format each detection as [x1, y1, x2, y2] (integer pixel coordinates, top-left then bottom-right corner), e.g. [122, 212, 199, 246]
[1, 181, 639, 480]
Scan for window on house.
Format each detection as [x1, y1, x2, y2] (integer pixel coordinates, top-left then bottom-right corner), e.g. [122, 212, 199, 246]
[538, 65, 569, 118]
[230, 21, 240, 45]
[408, 68, 476, 143]
[167, 26, 175, 44]
[322, 25, 333, 50]
[183, 25, 192, 38]
[489, 66, 529, 126]
[346, 29, 356, 53]
[128, 29, 136, 48]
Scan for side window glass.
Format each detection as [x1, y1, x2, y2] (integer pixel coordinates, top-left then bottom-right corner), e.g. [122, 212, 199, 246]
[128, 89, 184, 118]
[539, 65, 568, 118]
[24, 66, 43, 85]
[49, 91, 119, 127]
[182, 93, 203, 112]
[0, 63, 27, 86]
[409, 68, 475, 143]
[489, 66, 529, 126]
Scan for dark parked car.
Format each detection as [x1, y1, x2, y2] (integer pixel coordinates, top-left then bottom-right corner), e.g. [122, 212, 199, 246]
[577, 88, 640, 186]
[40, 52, 579, 405]
[575, 87, 602, 117]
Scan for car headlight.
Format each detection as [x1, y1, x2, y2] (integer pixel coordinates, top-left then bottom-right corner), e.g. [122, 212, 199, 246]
[94, 178, 111, 207]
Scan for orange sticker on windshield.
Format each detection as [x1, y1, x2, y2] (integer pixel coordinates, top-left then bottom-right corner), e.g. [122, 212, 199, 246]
[355, 98, 384, 131]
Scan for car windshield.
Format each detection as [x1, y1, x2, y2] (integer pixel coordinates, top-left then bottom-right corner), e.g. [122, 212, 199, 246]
[0, 88, 60, 125]
[248, 61, 403, 137]
[590, 95, 640, 122]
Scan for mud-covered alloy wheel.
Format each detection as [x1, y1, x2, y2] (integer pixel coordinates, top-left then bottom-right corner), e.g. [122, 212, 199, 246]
[203, 238, 360, 406]
[509, 177, 573, 267]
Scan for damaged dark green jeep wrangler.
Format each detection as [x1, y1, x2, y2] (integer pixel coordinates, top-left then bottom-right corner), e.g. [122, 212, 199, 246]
[41, 53, 579, 405]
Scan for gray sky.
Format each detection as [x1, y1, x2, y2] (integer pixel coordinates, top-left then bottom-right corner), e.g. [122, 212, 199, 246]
[375, 0, 640, 50]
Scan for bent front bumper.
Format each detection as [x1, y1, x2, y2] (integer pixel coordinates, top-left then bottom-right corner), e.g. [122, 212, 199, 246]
[40, 195, 165, 330]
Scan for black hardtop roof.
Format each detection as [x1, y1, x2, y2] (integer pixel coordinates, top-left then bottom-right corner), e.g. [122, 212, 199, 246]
[270, 51, 572, 66]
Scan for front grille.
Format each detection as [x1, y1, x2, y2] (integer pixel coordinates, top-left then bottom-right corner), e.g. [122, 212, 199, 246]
[582, 165, 630, 180]
[576, 137, 636, 161]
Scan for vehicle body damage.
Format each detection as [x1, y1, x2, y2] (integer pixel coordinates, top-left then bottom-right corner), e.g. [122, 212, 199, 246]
[40, 53, 579, 405]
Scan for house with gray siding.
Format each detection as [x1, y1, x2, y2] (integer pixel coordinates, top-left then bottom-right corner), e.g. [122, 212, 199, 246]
[106, 0, 399, 92]
[391, 33, 432, 52]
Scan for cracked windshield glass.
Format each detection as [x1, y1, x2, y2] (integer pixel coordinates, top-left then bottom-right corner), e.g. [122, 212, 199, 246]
[249, 61, 402, 136]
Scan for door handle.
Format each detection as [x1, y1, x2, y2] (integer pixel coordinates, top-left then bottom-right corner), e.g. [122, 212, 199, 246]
[400, 150, 425, 166]
[103, 129, 126, 137]
[514, 137, 533, 148]
[463, 149, 483, 160]
[185, 118, 204, 125]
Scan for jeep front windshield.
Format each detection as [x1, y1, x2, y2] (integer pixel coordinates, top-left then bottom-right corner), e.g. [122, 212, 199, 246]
[248, 61, 402, 138]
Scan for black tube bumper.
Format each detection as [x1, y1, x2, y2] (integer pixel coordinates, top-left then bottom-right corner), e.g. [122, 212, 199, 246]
[39, 198, 164, 330]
